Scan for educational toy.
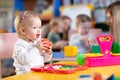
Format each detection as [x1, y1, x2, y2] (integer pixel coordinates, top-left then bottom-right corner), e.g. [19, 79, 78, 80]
[31, 64, 88, 74]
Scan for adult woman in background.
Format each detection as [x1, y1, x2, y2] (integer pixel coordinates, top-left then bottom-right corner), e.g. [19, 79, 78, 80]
[106, 1, 120, 53]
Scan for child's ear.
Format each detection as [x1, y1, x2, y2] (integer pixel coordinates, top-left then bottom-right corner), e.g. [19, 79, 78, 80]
[19, 27, 25, 35]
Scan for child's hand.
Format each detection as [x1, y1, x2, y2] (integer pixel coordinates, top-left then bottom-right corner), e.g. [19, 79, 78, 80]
[88, 38, 97, 46]
[83, 35, 90, 47]
[36, 38, 52, 55]
[83, 35, 97, 46]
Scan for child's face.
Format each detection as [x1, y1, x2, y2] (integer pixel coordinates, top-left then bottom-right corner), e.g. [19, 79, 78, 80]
[22, 17, 41, 41]
[77, 22, 91, 35]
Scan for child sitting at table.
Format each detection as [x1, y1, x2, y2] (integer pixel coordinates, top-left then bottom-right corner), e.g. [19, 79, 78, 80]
[48, 18, 68, 51]
[12, 11, 52, 74]
[69, 14, 96, 53]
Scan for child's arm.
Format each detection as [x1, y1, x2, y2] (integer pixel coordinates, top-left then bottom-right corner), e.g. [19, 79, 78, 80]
[35, 38, 53, 62]
[69, 35, 91, 48]
[69, 34, 84, 46]
[43, 50, 52, 62]
[13, 44, 42, 65]
[88, 34, 97, 46]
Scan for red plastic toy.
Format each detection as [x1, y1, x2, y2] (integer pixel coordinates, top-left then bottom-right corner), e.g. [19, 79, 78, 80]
[41, 38, 52, 49]
[31, 63, 88, 74]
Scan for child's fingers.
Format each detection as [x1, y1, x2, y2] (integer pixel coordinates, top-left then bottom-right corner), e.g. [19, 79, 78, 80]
[46, 49, 52, 55]
[42, 45, 52, 49]
[42, 47, 48, 50]
[36, 38, 52, 52]
[41, 41, 52, 49]
[89, 39, 96, 46]
[42, 45, 52, 50]
[42, 47, 52, 55]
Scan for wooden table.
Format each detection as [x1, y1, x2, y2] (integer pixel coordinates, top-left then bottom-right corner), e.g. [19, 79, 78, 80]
[2, 61, 120, 80]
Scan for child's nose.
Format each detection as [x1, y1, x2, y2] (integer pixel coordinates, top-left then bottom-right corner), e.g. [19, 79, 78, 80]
[37, 29, 41, 33]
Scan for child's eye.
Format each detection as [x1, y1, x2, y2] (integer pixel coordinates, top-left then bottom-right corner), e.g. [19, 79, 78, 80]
[33, 27, 37, 29]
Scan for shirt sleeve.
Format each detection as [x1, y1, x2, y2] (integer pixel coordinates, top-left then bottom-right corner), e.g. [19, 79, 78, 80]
[13, 44, 40, 65]
[69, 34, 81, 46]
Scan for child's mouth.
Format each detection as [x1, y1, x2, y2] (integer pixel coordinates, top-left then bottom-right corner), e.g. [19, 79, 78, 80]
[36, 34, 40, 38]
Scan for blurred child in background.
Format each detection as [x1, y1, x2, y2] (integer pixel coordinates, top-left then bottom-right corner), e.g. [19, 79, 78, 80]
[69, 14, 96, 53]
[48, 18, 68, 51]
[60, 15, 71, 41]
[13, 11, 52, 74]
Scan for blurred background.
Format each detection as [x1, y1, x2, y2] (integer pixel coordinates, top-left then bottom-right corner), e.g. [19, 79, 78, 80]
[0, 0, 118, 78]
[0, 0, 118, 33]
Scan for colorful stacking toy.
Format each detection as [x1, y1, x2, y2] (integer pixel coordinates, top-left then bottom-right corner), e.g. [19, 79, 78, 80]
[77, 34, 120, 67]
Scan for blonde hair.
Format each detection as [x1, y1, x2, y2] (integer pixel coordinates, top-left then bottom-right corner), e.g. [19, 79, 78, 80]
[14, 11, 39, 36]
[106, 1, 120, 42]
[76, 14, 91, 28]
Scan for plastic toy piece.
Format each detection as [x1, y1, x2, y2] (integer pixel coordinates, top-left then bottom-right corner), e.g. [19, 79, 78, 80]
[87, 35, 120, 67]
[31, 64, 88, 74]
[112, 42, 118, 53]
[41, 38, 52, 49]
[107, 74, 114, 80]
[64, 46, 78, 57]
[111, 53, 120, 56]
[93, 73, 102, 80]
[76, 54, 85, 65]
[97, 35, 113, 56]
[83, 53, 103, 57]
[79, 74, 93, 80]
[91, 45, 100, 53]
[117, 43, 120, 53]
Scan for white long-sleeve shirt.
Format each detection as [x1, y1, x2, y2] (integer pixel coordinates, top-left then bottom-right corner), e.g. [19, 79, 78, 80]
[69, 34, 90, 53]
[12, 38, 52, 74]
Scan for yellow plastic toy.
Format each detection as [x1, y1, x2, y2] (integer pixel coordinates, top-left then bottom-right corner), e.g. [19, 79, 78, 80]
[83, 53, 103, 57]
[64, 46, 78, 57]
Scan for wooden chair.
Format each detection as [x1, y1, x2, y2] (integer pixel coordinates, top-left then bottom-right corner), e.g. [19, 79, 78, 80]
[0, 33, 17, 78]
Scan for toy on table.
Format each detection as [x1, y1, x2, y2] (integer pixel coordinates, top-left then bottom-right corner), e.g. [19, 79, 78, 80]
[79, 73, 115, 80]
[97, 35, 113, 56]
[76, 53, 85, 65]
[91, 45, 100, 53]
[64, 46, 78, 57]
[79, 74, 93, 80]
[31, 41, 88, 74]
[77, 34, 120, 67]
[31, 63, 88, 74]
[41, 38, 52, 49]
